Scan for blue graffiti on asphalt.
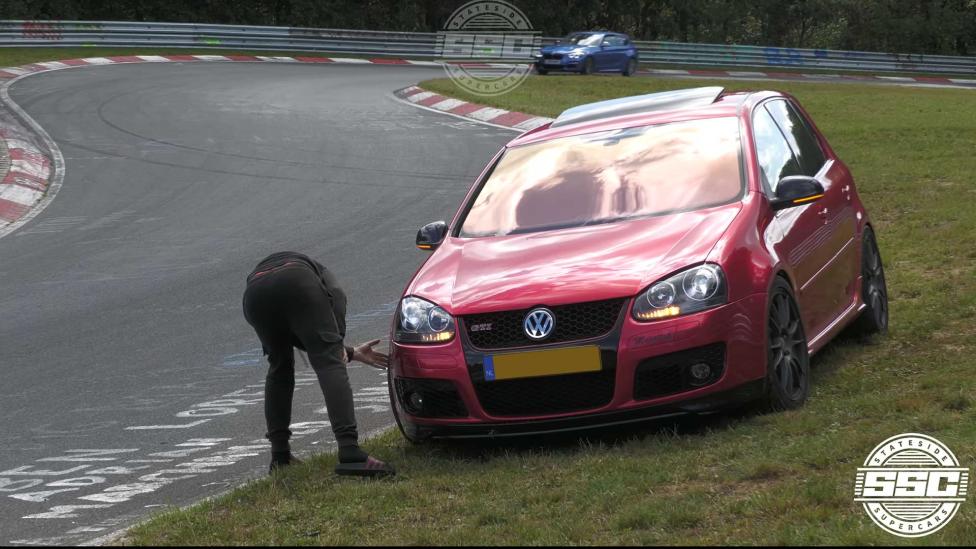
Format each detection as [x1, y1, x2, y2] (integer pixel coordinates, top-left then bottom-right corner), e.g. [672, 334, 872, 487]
[220, 300, 399, 367]
[222, 348, 265, 367]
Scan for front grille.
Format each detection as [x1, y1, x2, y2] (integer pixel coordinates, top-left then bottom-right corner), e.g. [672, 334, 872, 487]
[543, 53, 563, 60]
[463, 299, 625, 350]
[633, 343, 726, 400]
[394, 378, 468, 419]
[468, 351, 616, 416]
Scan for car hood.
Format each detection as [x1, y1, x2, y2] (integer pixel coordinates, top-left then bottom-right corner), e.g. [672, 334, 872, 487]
[407, 203, 742, 315]
[541, 44, 590, 54]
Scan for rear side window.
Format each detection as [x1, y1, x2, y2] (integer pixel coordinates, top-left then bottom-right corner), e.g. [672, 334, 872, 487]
[764, 100, 826, 176]
[605, 35, 625, 46]
[753, 108, 802, 193]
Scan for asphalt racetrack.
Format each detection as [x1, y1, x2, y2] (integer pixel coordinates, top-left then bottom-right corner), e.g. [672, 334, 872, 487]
[0, 62, 512, 545]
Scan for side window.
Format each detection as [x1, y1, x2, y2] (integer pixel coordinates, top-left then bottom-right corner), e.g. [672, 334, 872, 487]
[764, 100, 826, 176]
[753, 108, 802, 193]
[605, 35, 624, 46]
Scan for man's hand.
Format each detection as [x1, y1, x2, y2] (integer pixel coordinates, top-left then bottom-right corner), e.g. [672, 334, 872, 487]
[351, 339, 389, 369]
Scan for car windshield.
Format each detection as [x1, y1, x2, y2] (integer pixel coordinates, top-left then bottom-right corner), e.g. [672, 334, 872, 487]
[566, 33, 603, 46]
[458, 117, 743, 238]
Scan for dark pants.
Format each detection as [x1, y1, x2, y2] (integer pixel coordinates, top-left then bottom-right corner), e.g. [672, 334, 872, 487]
[242, 263, 359, 451]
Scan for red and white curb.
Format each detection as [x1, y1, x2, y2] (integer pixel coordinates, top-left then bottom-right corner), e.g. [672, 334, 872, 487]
[0, 67, 64, 238]
[394, 85, 552, 131]
[0, 125, 51, 228]
[0, 54, 522, 81]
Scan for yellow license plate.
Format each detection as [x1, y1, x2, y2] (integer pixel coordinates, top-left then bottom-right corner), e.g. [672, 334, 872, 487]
[484, 346, 601, 381]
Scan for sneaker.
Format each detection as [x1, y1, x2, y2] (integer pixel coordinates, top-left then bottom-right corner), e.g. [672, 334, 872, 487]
[334, 456, 396, 478]
[269, 453, 303, 474]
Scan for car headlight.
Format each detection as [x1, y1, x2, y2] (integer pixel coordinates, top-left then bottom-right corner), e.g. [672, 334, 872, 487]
[395, 296, 456, 343]
[632, 264, 727, 321]
[533, 52, 543, 58]
[567, 50, 584, 59]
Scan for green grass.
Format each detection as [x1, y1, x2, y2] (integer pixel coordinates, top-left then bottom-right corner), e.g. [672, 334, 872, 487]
[125, 76, 976, 545]
[422, 74, 975, 118]
[636, 62, 965, 79]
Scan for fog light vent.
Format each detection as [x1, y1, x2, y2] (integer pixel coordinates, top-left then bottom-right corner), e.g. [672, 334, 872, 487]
[689, 362, 712, 385]
[406, 391, 425, 414]
[394, 378, 468, 418]
[633, 343, 726, 400]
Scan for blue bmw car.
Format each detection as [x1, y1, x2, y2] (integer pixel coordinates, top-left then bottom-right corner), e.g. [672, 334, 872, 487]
[534, 31, 639, 76]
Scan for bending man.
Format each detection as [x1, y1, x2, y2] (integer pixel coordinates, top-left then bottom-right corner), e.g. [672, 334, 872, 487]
[243, 251, 395, 477]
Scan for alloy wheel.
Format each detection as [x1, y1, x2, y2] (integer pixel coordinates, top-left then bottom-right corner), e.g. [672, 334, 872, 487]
[764, 279, 810, 410]
[862, 230, 888, 331]
[768, 291, 806, 400]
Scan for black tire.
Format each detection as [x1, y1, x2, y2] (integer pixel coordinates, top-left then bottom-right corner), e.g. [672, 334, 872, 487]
[536, 66, 548, 75]
[851, 227, 889, 336]
[623, 58, 638, 76]
[764, 278, 810, 411]
[581, 57, 595, 75]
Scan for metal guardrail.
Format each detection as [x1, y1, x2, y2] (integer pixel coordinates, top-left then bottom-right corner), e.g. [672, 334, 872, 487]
[633, 40, 976, 75]
[1, 20, 973, 75]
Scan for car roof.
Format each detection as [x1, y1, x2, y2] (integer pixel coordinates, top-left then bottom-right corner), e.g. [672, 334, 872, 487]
[566, 30, 627, 37]
[550, 87, 725, 128]
[569, 30, 606, 35]
[509, 88, 767, 147]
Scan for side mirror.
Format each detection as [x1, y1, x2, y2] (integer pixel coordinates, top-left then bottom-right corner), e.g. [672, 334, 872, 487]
[416, 221, 448, 251]
[770, 176, 825, 211]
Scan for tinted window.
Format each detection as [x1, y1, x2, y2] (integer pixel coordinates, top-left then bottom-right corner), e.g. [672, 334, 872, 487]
[604, 35, 625, 46]
[753, 108, 801, 192]
[459, 118, 743, 237]
[764, 100, 826, 176]
[568, 33, 603, 46]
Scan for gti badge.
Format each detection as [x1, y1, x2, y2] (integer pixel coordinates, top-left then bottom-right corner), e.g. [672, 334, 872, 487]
[524, 308, 555, 340]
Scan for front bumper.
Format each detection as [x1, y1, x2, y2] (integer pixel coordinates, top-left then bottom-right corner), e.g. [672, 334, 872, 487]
[401, 380, 764, 440]
[534, 58, 583, 72]
[391, 293, 768, 440]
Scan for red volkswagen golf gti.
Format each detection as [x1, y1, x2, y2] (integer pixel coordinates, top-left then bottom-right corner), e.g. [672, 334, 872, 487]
[389, 87, 887, 441]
